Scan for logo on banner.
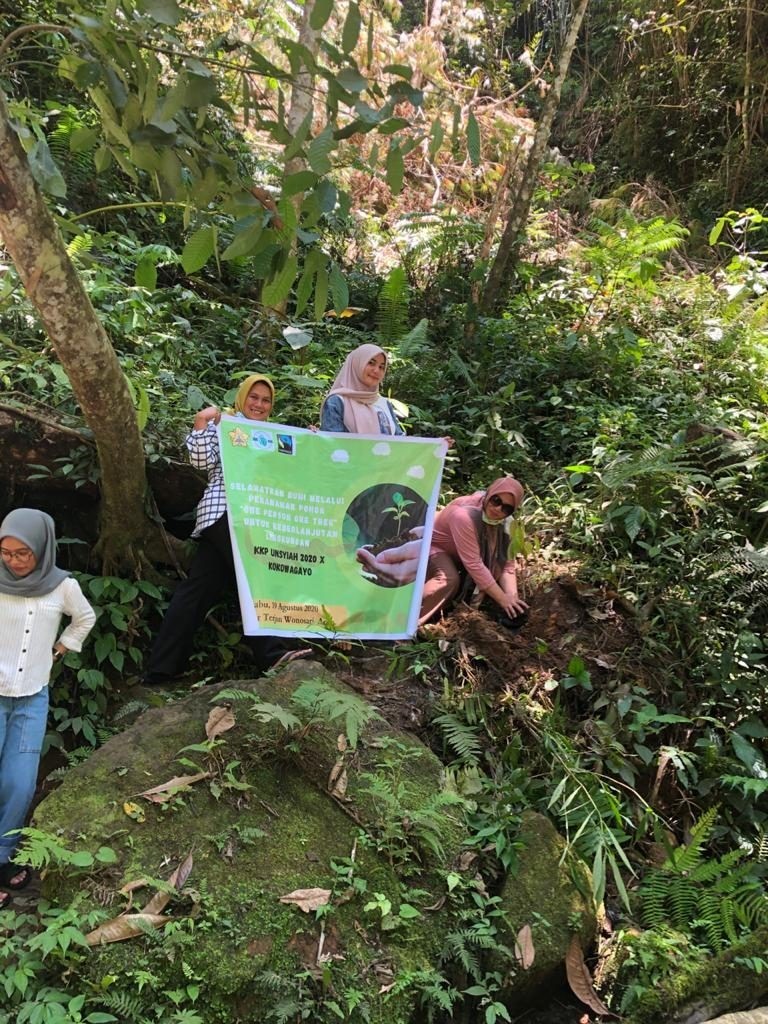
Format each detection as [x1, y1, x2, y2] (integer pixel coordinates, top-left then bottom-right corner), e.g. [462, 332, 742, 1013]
[277, 434, 296, 456]
[251, 431, 275, 451]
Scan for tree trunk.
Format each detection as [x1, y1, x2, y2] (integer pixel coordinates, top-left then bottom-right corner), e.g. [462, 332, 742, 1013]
[284, 0, 320, 187]
[0, 87, 156, 571]
[478, 0, 590, 316]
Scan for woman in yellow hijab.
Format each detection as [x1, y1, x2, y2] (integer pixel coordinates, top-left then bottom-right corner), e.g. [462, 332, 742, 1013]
[144, 373, 309, 683]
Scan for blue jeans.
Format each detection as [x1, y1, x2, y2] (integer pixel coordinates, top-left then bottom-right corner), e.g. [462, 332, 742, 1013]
[0, 688, 48, 866]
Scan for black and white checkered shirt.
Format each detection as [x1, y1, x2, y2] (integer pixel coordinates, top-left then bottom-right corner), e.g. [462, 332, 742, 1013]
[187, 423, 227, 537]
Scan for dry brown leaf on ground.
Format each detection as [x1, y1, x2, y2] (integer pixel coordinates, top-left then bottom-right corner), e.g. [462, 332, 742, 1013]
[143, 852, 194, 915]
[137, 773, 211, 803]
[206, 706, 236, 740]
[279, 888, 332, 913]
[565, 935, 617, 1017]
[327, 757, 348, 798]
[515, 923, 535, 969]
[85, 912, 169, 946]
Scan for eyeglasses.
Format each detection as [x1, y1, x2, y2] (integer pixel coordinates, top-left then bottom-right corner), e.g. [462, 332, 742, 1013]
[0, 547, 34, 562]
[488, 495, 516, 517]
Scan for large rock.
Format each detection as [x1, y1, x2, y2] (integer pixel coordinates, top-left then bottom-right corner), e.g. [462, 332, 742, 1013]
[625, 926, 768, 1024]
[34, 662, 467, 1024]
[497, 810, 598, 1000]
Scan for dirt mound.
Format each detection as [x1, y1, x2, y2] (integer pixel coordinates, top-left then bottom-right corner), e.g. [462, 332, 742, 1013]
[330, 559, 639, 733]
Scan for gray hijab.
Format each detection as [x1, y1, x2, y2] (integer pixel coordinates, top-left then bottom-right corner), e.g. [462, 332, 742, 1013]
[0, 509, 70, 597]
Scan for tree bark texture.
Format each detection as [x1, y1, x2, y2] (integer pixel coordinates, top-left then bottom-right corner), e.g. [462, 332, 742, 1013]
[479, 0, 590, 316]
[0, 87, 151, 568]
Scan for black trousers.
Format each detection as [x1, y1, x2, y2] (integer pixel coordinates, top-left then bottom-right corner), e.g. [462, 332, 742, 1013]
[146, 515, 287, 678]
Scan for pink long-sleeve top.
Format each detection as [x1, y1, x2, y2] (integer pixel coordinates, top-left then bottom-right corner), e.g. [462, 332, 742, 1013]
[429, 492, 515, 592]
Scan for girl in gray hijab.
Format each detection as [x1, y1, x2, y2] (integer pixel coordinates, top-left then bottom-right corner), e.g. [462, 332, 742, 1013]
[0, 509, 95, 909]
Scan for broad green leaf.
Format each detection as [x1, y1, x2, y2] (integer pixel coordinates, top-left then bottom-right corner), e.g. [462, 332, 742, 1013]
[184, 72, 218, 108]
[159, 148, 182, 192]
[337, 67, 367, 93]
[329, 262, 349, 313]
[342, 2, 362, 53]
[262, 255, 298, 307]
[222, 220, 264, 260]
[385, 144, 404, 194]
[308, 126, 334, 174]
[310, 0, 334, 30]
[315, 179, 337, 213]
[295, 266, 314, 317]
[72, 60, 103, 88]
[708, 218, 726, 246]
[27, 140, 67, 197]
[134, 256, 157, 290]
[139, 0, 184, 25]
[283, 170, 317, 197]
[181, 225, 215, 273]
[382, 63, 413, 78]
[377, 117, 409, 135]
[70, 127, 99, 153]
[250, 241, 280, 277]
[732, 732, 766, 775]
[93, 145, 112, 172]
[466, 111, 481, 166]
[398, 904, 420, 919]
[314, 266, 329, 319]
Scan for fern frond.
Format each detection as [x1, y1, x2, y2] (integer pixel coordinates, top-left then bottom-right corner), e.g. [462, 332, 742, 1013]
[376, 266, 409, 344]
[433, 713, 483, 765]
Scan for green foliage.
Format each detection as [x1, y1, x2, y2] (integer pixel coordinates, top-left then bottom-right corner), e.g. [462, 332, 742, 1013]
[214, 678, 381, 751]
[359, 742, 465, 868]
[640, 808, 768, 950]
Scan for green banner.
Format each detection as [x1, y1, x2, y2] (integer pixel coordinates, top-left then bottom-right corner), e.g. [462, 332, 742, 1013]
[218, 418, 446, 639]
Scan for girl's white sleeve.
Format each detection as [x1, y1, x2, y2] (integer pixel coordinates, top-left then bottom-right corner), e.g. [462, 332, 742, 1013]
[57, 578, 97, 651]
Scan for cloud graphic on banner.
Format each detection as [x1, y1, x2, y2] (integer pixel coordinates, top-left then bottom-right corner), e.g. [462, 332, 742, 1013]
[331, 450, 350, 463]
[407, 466, 425, 479]
[372, 443, 391, 456]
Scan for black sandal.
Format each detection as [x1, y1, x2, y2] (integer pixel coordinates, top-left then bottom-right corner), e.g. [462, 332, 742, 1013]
[0, 863, 32, 890]
[0, 889, 11, 910]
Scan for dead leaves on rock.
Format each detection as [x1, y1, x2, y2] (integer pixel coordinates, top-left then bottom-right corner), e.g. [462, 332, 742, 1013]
[137, 772, 211, 804]
[126, 708, 236, 811]
[85, 852, 193, 946]
[279, 887, 332, 913]
[514, 923, 535, 970]
[565, 935, 617, 1018]
[206, 705, 235, 740]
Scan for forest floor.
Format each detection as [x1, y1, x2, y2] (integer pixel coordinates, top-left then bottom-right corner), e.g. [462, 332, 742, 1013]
[331, 553, 640, 738]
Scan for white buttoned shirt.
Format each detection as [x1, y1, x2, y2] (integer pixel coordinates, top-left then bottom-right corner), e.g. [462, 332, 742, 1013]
[0, 578, 96, 698]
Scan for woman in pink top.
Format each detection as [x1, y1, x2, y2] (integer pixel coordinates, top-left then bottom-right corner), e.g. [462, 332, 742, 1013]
[419, 476, 527, 626]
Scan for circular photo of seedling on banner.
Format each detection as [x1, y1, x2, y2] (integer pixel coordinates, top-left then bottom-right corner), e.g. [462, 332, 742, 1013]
[343, 483, 428, 589]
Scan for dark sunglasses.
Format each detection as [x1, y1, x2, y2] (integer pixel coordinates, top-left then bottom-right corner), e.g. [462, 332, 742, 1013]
[488, 495, 516, 516]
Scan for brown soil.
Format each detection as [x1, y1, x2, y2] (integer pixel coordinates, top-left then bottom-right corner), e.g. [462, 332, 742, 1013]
[330, 554, 641, 735]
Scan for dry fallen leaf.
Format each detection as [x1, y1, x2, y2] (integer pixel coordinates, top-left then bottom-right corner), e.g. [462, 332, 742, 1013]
[337, 733, 347, 752]
[206, 706, 236, 740]
[85, 913, 169, 946]
[144, 852, 194, 915]
[278, 888, 331, 913]
[514, 923, 536, 970]
[327, 758, 348, 799]
[137, 772, 211, 803]
[565, 935, 617, 1017]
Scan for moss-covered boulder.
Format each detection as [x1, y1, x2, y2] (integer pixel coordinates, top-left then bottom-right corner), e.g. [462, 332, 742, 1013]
[624, 925, 768, 1024]
[496, 810, 598, 1001]
[33, 662, 467, 1024]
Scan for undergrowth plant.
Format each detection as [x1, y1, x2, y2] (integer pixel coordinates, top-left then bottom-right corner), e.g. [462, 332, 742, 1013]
[640, 807, 768, 950]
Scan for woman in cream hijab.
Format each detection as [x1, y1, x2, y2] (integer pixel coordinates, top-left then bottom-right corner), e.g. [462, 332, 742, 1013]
[320, 344, 404, 435]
